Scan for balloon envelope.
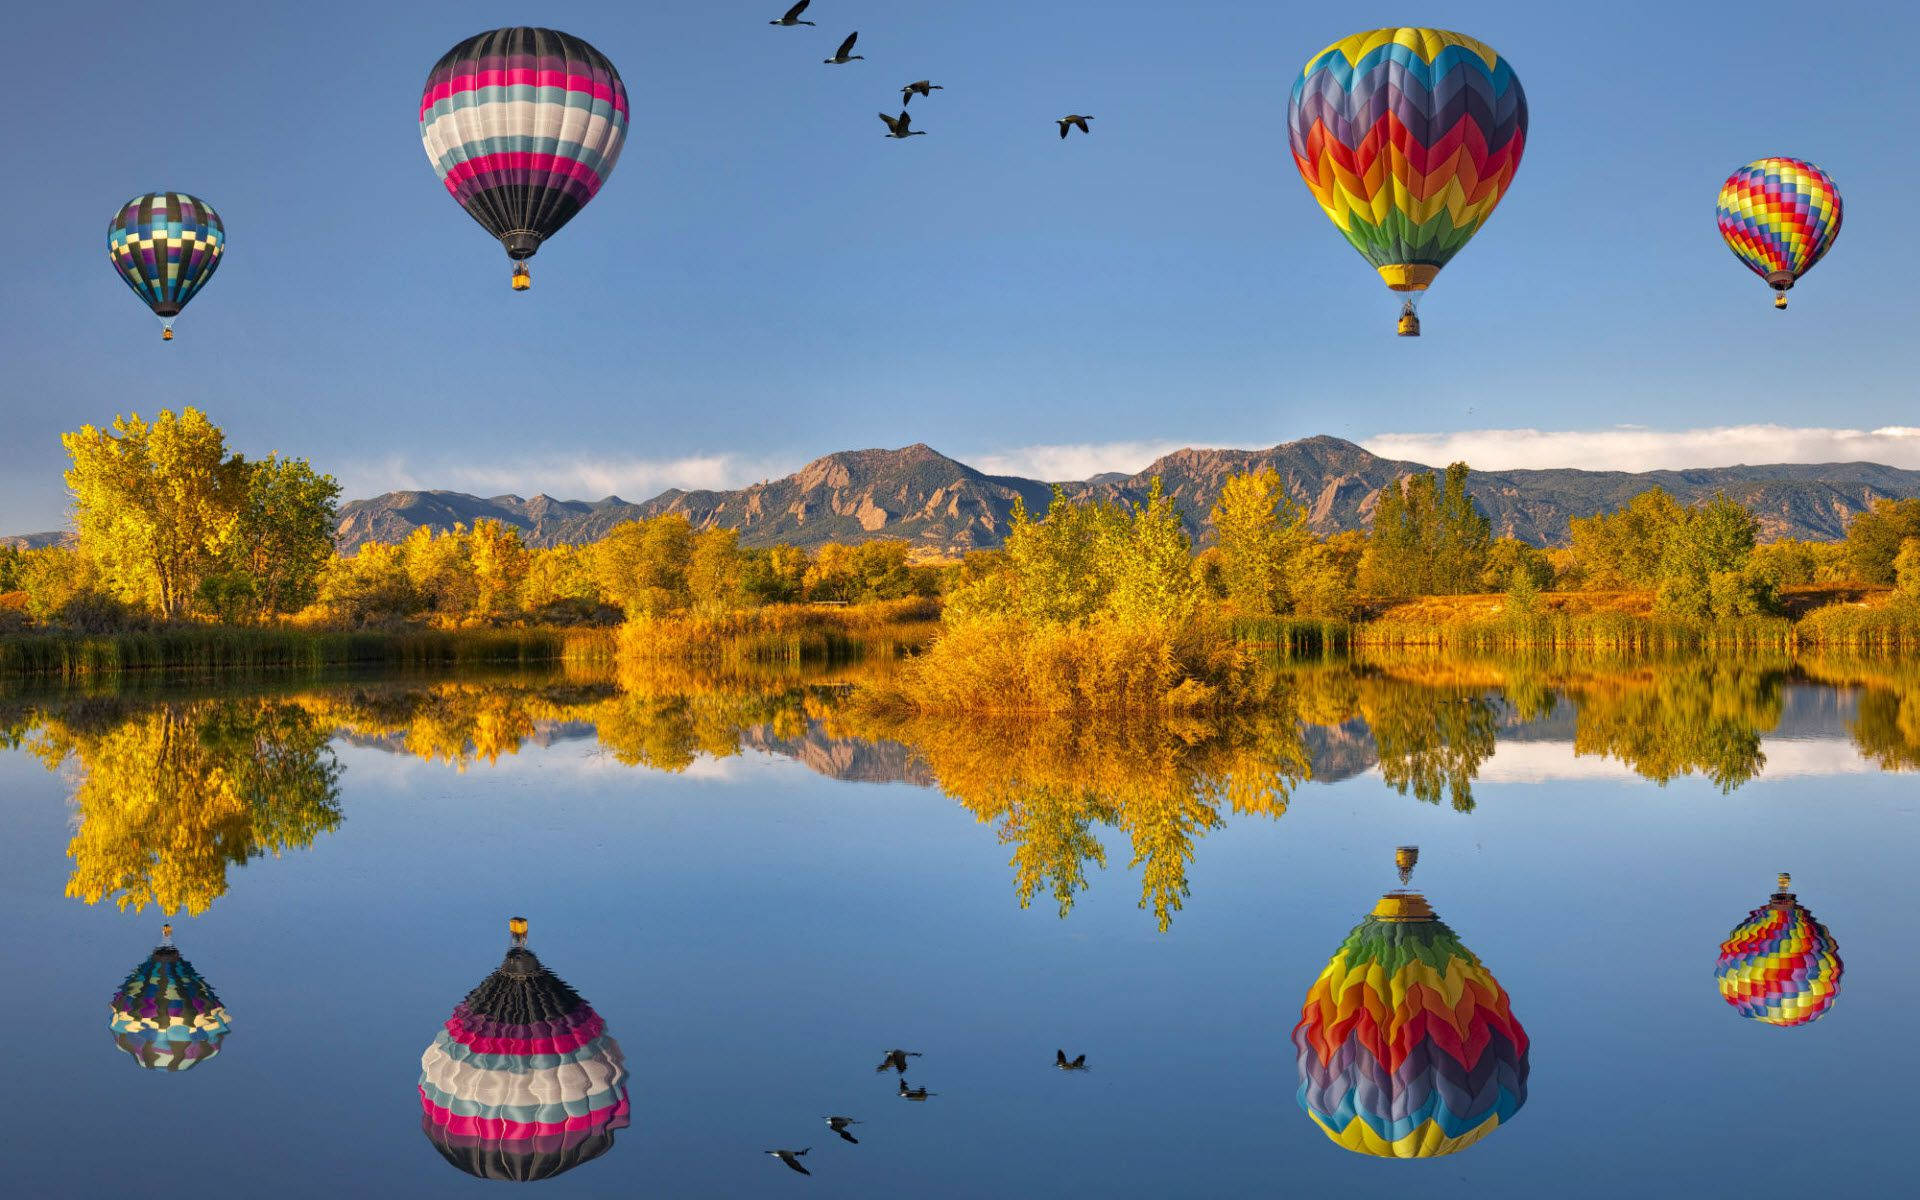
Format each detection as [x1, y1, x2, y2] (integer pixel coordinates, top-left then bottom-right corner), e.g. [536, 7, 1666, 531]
[419, 935, 629, 1181]
[1292, 891, 1528, 1157]
[107, 192, 225, 334]
[109, 940, 230, 1071]
[1716, 877, 1842, 1026]
[1287, 28, 1527, 297]
[1716, 158, 1841, 299]
[419, 27, 627, 266]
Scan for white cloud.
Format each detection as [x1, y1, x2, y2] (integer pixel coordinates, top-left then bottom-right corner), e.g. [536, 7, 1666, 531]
[1362, 425, 1920, 473]
[972, 440, 1189, 481]
[337, 452, 786, 503]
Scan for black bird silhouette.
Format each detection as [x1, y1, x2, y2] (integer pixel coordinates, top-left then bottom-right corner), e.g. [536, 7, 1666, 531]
[1057, 114, 1094, 139]
[769, 1, 816, 25]
[1056, 1049, 1089, 1071]
[766, 1148, 812, 1175]
[824, 32, 863, 64]
[825, 1116, 862, 1144]
[875, 1049, 922, 1073]
[898, 1079, 935, 1101]
[878, 111, 925, 139]
[902, 80, 944, 105]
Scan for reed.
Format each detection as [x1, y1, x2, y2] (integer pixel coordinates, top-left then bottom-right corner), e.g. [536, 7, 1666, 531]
[617, 599, 940, 665]
[0, 626, 615, 679]
[1792, 602, 1920, 651]
[1352, 610, 1795, 653]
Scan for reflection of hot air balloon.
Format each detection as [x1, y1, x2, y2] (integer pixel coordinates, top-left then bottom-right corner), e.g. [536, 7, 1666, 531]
[420, 917, 630, 1182]
[1716, 873, 1842, 1026]
[109, 924, 231, 1071]
[1716, 159, 1842, 310]
[1395, 845, 1419, 886]
[107, 193, 225, 341]
[1287, 28, 1528, 336]
[420, 28, 628, 291]
[1292, 869, 1528, 1158]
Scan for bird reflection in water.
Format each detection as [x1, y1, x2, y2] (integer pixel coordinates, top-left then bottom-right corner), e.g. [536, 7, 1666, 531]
[898, 1079, 936, 1101]
[1055, 1050, 1089, 1071]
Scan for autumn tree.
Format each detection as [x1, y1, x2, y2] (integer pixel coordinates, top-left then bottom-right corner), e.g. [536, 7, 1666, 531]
[221, 454, 341, 618]
[312, 542, 420, 625]
[522, 545, 602, 620]
[1431, 463, 1492, 593]
[1209, 469, 1349, 617]
[1108, 479, 1198, 626]
[468, 519, 531, 621]
[687, 527, 745, 613]
[1844, 498, 1920, 584]
[402, 526, 479, 621]
[62, 408, 247, 619]
[1655, 493, 1767, 618]
[1566, 488, 1688, 590]
[1482, 537, 1553, 593]
[1895, 539, 1920, 608]
[593, 515, 694, 617]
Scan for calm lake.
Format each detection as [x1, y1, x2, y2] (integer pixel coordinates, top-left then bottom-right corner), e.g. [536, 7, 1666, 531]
[2, 654, 1912, 1197]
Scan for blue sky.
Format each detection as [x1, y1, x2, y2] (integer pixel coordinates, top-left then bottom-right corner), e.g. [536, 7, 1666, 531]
[2, 0, 1916, 531]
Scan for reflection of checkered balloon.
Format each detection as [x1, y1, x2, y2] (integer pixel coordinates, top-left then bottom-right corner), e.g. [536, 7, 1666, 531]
[1716, 881, 1843, 1027]
[1716, 159, 1842, 296]
[109, 936, 231, 1071]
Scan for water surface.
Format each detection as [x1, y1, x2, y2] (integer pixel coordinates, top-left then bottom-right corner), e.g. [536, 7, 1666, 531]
[2, 656, 1912, 1197]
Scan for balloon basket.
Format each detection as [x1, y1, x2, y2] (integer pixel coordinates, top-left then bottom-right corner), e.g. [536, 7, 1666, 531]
[1396, 313, 1421, 337]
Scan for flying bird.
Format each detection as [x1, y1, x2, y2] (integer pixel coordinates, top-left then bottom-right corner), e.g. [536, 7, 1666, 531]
[1057, 114, 1094, 139]
[825, 32, 863, 64]
[898, 1080, 935, 1101]
[825, 1116, 862, 1144]
[902, 80, 944, 105]
[769, 1, 816, 25]
[875, 1049, 922, 1073]
[1056, 1050, 1089, 1071]
[766, 1148, 813, 1176]
[878, 111, 925, 138]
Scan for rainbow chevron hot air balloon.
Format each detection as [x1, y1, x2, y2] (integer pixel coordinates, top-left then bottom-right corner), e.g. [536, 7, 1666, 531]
[108, 924, 231, 1071]
[1715, 873, 1842, 1026]
[419, 918, 630, 1182]
[1287, 28, 1527, 336]
[1716, 159, 1842, 310]
[1292, 883, 1529, 1158]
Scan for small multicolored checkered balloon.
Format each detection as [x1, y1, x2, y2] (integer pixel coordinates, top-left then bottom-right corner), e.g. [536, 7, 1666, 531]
[419, 918, 630, 1181]
[107, 193, 225, 340]
[1716, 873, 1843, 1026]
[1292, 874, 1529, 1158]
[109, 924, 231, 1071]
[1716, 158, 1842, 310]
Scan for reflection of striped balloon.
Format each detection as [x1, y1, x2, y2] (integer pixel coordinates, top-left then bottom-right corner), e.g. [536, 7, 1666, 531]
[419, 929, 629, 1182]
[1716, 159, 1842, 304]
[1287, 28, 1527, 294]
[1292, 892, 1528, 1158]
[109, 937, 230, 1072]
[419, 27, 627, 266]
[1716, 876, 1842, 1026]
[107, 192, 225, 335]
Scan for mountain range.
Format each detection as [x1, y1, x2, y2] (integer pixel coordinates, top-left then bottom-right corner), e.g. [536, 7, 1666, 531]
[327, 436, 1920, 554]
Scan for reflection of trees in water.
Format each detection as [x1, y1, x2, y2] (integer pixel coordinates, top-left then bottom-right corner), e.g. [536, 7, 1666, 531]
[1285, 665, 1500, 812]
[1563, 661, 1785, 791]
[838, 708, 1311, 931]
[32, 700, 342, 915]
[1799, 656, 1920, 772]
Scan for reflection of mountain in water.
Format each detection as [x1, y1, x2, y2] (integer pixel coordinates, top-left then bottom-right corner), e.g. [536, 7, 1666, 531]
[739, 721, 934, 787]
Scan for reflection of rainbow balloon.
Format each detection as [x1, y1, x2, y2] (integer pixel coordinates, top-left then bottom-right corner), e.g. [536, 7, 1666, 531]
[419, 918, 630, 1182]
[1716, 158, 1841, 310]
[109, 924, 231, 1071]
[1715, 873, 1842, 1026]
[1287, 28, 1527, 336]
[1292, 885, 1528, 1158]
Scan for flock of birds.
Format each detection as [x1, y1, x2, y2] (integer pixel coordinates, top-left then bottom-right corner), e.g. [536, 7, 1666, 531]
[763, 1045, 1090, 1177]
[768, 2, 1095, 141]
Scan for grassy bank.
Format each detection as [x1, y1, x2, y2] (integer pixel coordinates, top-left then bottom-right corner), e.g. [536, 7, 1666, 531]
[617, 598, 940, 665]
[0, 625, 618, 679]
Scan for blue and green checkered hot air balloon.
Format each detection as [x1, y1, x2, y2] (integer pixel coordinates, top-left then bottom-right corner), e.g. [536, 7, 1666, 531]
[107, 192, 225, 341]
[109, 924, 231, 1071]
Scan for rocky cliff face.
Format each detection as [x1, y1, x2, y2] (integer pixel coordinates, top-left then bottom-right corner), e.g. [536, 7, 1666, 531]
[323, 436, 1920, 554]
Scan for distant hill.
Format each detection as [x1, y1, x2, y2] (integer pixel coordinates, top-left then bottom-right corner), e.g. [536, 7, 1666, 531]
[0, 531, 75, 551]
[326, 437, 1920, 554]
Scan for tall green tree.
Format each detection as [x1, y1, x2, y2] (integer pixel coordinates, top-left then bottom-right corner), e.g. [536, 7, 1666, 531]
[1109, 479, 1198, 626]
[224, 454, 341, 617]
[593, 514, 694, 617]
[1432, 462, 1492, 594]
[1844, 498, 1920, 584]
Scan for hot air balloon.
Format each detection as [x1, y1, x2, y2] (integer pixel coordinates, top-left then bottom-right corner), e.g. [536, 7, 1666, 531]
[419, 917, 630, 1182]
[1716, 159, 1842, 310]
[1291, 859, 1528, 1158]
[1287, 29, 1528, 337]
[107, 193, 225, 341]
[1715, 872, 1842, 1026]
[419, 28, 628, 291]
[108, 924, 231, 1071]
